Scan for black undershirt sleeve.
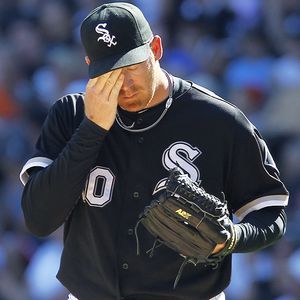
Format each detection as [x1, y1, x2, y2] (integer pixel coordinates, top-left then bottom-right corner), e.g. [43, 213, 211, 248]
[233, 206, 287, 253]
[21, 117, 107, 237]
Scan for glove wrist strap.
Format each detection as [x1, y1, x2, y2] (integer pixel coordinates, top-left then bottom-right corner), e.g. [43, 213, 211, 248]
[213, 223, 237, 259]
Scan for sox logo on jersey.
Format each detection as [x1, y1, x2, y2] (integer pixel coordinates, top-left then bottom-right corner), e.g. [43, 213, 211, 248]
[153, 142, 201, 194]
[82, 142, 201, 207]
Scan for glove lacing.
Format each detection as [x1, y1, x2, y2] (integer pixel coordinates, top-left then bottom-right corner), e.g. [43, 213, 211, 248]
[168, 174, 227, 217]
[135, 219, 187, 288]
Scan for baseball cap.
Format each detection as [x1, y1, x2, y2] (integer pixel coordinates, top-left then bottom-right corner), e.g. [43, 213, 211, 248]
[80, 2, 154, 78]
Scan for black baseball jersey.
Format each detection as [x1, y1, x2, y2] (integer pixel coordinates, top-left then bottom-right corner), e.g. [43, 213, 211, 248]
[20, 75, 288, 300]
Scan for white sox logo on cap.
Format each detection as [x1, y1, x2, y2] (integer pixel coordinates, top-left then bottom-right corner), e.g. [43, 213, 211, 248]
[95, 23, 117, 47]
[81, 2, 153, 77]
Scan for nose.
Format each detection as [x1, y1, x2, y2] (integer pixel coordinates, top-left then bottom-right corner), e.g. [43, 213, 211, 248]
[120, 70, 134, 92]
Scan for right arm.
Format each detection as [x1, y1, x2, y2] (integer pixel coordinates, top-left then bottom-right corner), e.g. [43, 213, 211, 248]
[21, 69, 124, 237]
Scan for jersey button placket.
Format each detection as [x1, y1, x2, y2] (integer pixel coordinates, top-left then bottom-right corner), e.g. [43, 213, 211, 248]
[136, 117, 143, 125]
[133, 191, 139, 199]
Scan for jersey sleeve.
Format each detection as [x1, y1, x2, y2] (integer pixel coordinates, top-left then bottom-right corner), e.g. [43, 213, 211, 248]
[20, 94, 82, 185]
[19, 93, 108, 236]
[226, 109, 289, 220]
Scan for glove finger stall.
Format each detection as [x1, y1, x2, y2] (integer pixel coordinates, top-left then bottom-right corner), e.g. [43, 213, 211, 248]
[142, 205, 216, 259]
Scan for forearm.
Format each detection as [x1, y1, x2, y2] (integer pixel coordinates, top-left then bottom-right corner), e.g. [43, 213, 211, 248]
[22, 117, 107, 237]
[233, 206, 287, 253]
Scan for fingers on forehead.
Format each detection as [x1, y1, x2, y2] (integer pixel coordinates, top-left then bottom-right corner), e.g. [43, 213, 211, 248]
[87, 77, 98, 87]
[87, 68, 123, 88]
[103, 68, 122, 78]
[97, 68, 123, 81]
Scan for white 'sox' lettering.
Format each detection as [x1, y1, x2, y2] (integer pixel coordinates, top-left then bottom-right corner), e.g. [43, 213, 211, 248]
[95, 23, 117, 47]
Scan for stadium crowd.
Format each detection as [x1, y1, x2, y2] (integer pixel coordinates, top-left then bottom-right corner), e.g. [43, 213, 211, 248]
[0, 0, 300, 299]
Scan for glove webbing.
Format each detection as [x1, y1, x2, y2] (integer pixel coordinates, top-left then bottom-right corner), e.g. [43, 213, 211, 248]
[134, 219, 221, 288]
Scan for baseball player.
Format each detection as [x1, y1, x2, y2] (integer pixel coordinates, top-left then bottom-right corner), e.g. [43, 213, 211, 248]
[20, 3, 288, 300]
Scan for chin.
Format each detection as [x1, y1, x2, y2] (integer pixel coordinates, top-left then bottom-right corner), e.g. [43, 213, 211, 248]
[120, 103, 142, 112]
[119, 97, 145, 112]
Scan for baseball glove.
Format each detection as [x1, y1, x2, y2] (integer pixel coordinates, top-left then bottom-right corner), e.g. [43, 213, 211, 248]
[135, 167, 237, 287]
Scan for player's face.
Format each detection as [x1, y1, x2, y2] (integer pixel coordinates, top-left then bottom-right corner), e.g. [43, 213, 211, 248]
[118, 57, 157, 112]
[118, 36, 163, 112]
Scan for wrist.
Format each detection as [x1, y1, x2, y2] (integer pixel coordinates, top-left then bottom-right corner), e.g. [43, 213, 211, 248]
[211, 223, 238, 257]
[83, 116, 110, 132]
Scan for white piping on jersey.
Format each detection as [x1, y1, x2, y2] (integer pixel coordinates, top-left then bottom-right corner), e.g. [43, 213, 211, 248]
[69, 94, 78, 116]
[211, 292, 226, 300]
[192, 82, 224, 101]
[20, 156, 53, 185]
[61, 93, 83, 117]
[60, 93, 84, 117]
[235, 194, 289, 221]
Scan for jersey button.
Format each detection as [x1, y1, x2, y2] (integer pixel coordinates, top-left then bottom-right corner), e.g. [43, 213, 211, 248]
[127, 228, 133, 235]
[122, 263, 129, 270]
[133, 191, 139, 198]
[136, 117, 143, 125]
[138, 136, 144, 144]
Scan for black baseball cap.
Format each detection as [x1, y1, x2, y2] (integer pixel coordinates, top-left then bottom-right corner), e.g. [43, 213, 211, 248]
[80, 2, 154, 78]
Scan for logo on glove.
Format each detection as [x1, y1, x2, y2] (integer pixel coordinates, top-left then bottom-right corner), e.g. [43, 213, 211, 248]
[176, 209, 191, 220]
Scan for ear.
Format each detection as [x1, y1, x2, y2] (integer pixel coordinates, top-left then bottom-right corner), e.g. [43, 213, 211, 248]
[150, 35, 163, 61]
[85, 56, 91, 65]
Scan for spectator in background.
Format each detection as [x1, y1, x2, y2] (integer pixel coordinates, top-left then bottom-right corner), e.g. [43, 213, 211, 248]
[24, 228, 68, 300]
[224, 30, 274, 122]
[271, 20, 300, 90]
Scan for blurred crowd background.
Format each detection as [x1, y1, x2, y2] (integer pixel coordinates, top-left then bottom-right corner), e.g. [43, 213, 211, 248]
[0, 0, 300, 299]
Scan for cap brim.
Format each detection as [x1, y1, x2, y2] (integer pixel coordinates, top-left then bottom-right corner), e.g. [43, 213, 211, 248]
[88, 43, 151, 78]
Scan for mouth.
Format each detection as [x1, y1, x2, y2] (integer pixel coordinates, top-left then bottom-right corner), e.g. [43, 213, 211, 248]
[121, 92, 138, 99]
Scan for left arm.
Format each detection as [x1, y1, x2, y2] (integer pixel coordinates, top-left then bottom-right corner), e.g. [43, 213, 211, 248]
[213, 205, 286, 254]
[233, 206, 286, 252]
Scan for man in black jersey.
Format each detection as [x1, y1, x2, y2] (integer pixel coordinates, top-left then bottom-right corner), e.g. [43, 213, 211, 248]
[20, 2, 289, 300]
